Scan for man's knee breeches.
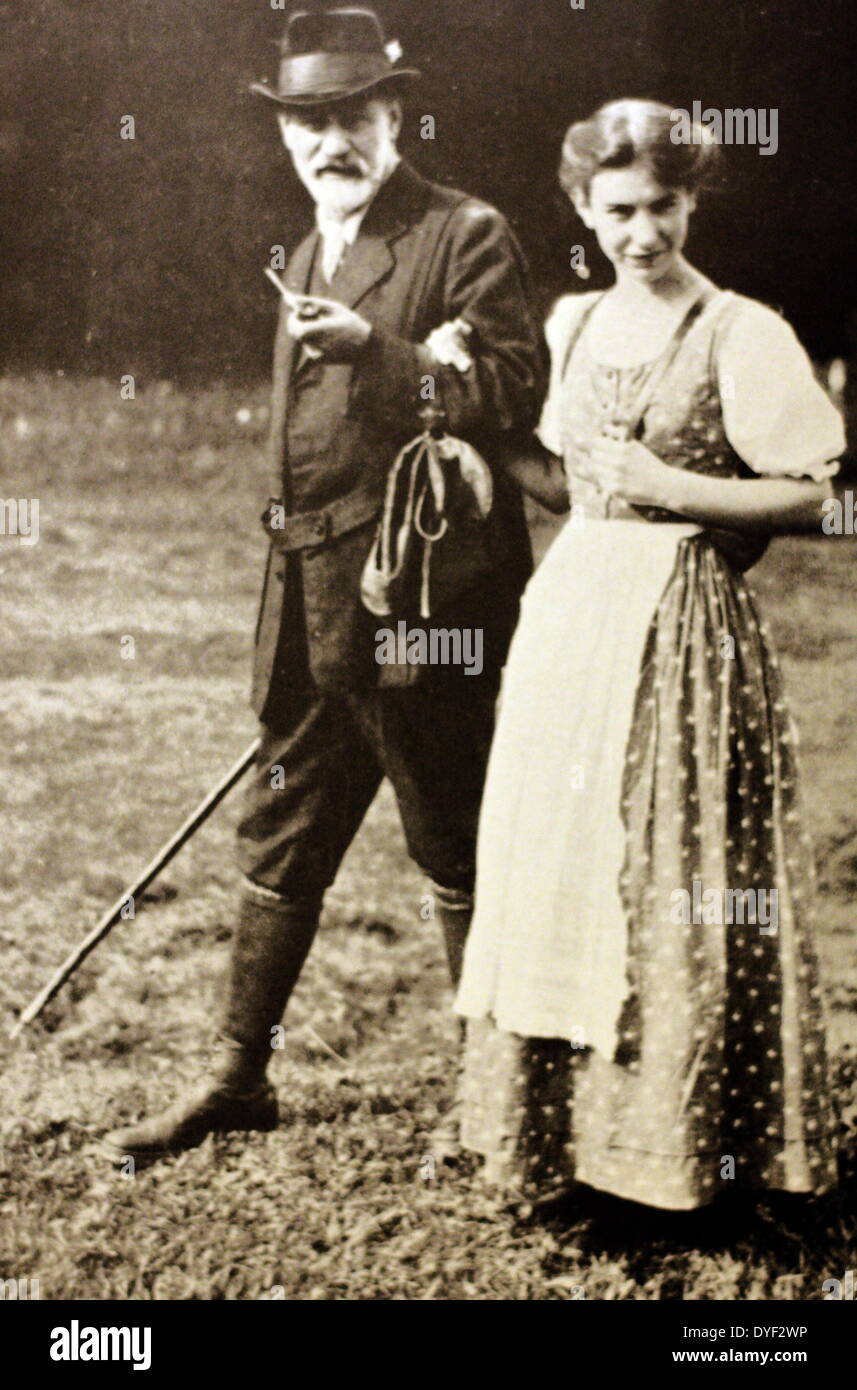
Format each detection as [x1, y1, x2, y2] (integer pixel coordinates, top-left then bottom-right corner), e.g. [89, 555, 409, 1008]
[235, 684, 496, 901]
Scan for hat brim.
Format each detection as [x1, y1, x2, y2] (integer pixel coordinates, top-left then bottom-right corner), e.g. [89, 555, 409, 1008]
[250, 68, 419, 108]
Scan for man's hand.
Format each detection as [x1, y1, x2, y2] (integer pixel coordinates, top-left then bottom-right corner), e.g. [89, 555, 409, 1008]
[287, 295, 372, 363]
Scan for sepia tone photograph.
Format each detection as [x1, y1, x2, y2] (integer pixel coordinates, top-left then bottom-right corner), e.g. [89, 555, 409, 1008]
[2, 0, 857, 1345]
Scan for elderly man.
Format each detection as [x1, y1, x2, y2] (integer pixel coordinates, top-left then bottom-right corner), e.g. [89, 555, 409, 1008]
[102, 7, 549, 1165]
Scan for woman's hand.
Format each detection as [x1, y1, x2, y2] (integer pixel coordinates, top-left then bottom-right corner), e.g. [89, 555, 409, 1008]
[568, 423, 834, 534]
[583, 430, 677, 508]
[585, 426, 835, 533]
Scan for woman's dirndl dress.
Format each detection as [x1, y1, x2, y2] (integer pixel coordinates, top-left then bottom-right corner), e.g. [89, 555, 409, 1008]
[454, 287, 846, 1209]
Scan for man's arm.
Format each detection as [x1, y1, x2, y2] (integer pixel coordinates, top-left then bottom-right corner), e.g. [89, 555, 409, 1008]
[349, 201, 548, 440]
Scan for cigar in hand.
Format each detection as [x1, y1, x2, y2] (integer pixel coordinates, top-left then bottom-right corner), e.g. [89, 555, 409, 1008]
[264, 268, 324, 358]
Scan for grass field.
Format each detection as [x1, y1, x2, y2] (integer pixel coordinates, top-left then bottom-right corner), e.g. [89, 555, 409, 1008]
[1, 373, 856, 1301]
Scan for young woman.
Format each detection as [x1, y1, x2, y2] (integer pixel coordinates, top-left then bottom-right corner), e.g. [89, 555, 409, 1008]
[454, 100, 846, 1209]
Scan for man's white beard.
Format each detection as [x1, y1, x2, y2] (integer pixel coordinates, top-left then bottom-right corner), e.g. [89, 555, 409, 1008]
[310, 173, 377, 223]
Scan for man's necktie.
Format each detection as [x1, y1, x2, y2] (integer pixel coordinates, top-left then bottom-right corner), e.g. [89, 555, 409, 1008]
[321, 227, 347, 283]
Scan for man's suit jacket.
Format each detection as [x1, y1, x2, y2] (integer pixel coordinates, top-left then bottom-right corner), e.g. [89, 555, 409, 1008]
[252, 160, 548, 728]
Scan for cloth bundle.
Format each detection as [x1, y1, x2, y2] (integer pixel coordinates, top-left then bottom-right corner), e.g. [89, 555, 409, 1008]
[361, 316, 497, 621]
[360, 424, 494, 621]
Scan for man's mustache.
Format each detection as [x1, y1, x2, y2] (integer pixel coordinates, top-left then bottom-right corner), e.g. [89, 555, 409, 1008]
[313, 162, 366, 178]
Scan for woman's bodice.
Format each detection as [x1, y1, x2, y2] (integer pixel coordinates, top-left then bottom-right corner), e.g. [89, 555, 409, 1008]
[557, 290, 754, 521]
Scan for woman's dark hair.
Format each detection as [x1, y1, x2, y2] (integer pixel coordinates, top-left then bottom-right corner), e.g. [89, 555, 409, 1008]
[559, 99, 721, 200]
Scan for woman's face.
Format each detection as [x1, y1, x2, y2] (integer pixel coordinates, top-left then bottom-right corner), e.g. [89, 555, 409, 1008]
[573, 162, 696, 285]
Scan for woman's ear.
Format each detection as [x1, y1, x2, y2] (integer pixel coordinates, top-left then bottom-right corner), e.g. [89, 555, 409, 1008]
[571, 189, 594, 230]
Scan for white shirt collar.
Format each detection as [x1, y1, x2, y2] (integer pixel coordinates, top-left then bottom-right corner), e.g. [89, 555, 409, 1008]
[315, 203, 368, 249]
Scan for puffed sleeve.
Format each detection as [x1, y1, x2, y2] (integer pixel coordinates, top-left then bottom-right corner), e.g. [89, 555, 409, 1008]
[716, 299, 845, 481]
[536, 293, 599, 456]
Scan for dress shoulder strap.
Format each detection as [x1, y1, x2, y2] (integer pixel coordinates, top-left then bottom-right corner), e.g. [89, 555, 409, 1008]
[625, 287, 716, 438]
[558, 293, 605, 383]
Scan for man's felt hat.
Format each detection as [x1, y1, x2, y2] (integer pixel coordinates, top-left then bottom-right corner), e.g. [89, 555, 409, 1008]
[250, 7, 420, 108]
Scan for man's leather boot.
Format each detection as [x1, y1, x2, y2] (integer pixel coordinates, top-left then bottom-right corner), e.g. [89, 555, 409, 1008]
[100, 886, 319, 1166]
[428, 885, 472, 1164]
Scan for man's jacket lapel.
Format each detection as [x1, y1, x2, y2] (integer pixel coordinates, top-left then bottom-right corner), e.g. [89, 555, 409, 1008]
[333, 234, 397, 311]
[282, 231, 319, 383]
[268, 230, 318, 494]
[333, 162, 424, 310]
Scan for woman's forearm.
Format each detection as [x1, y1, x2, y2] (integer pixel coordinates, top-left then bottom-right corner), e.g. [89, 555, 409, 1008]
[663, 469, 834, 534]
[498, 439, 571, 515]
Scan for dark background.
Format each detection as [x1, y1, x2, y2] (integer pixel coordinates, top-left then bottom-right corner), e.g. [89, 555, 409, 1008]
[2, 0, 855, 383]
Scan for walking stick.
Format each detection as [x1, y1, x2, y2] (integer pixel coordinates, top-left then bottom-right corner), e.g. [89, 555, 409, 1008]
[9, 738, 261, 1040]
